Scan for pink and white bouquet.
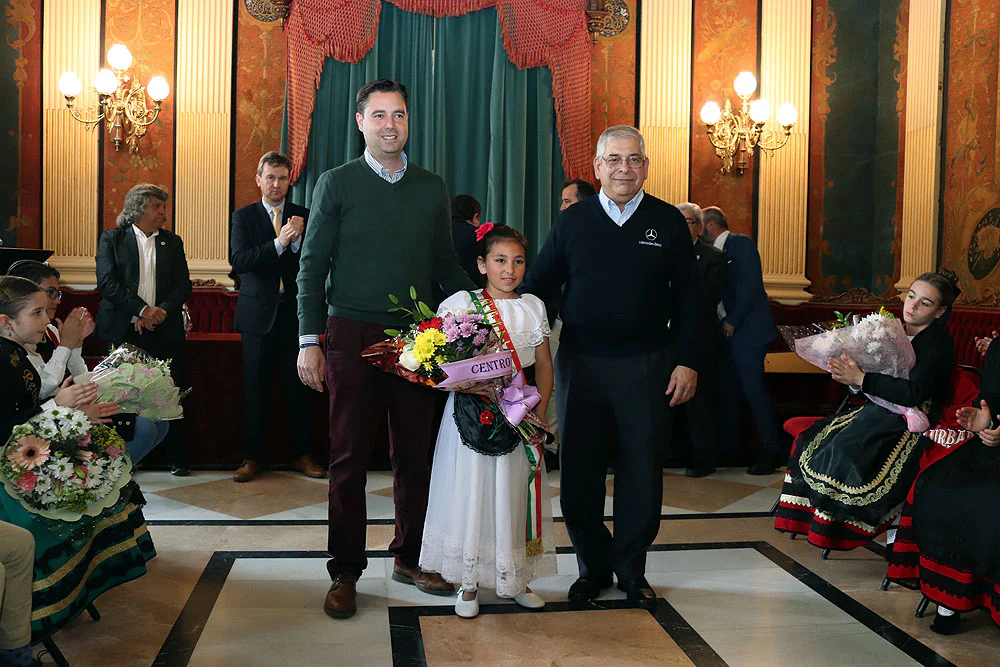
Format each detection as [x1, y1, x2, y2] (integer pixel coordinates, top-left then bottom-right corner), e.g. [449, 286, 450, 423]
[794, 309, 929, 432]
[77, 344, 188, 421]
[0, 407, 132, 518]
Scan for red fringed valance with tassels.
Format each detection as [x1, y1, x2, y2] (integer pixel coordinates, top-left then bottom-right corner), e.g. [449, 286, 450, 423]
[285, 0, 593, 184]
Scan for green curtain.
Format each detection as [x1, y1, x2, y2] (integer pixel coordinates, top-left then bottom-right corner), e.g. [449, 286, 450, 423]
[284, 4, 565, 259]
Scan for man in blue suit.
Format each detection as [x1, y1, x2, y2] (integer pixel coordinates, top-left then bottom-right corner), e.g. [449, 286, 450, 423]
[702, 206, 782, 475]
[230, 151, 325, 483]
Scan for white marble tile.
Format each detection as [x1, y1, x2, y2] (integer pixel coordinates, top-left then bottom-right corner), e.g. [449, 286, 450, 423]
[362, 492, 397, 520]
[187, 640, 280, 667]
[229, 558, 332, 581]
[715, 486, 781, 513]
[364, 471, 395, 493]
[644, 548, 776, 574]
[698, 623, 920, 667]
[141, 493, 238, 521]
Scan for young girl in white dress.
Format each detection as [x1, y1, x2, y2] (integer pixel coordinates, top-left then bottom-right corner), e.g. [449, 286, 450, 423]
[419, 223, 555, 618]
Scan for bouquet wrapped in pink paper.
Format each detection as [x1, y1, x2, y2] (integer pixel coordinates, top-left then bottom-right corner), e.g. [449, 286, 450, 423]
[361, 288, 550, 446]
[794, 309, 929, 432]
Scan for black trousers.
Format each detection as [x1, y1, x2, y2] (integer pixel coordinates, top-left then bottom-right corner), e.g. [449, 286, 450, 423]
[556, 345, 672, 583]
[240, 298, 312, 462]
[123, 323, 187, 466]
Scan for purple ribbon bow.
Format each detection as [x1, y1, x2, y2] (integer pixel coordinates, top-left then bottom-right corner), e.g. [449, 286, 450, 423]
[499, 373, 541, 426]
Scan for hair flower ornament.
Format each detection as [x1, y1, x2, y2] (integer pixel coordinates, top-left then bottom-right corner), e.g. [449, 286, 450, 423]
[475, 221, 495, 242]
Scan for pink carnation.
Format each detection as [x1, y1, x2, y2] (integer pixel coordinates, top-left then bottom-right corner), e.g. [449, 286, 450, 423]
[77, 433, 92, 447]
[106, 446, 123, 459]
[16, 471, 38, 493]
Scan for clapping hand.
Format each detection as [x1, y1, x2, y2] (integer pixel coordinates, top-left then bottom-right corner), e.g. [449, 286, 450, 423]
[829, 353, 865, 388]
[956, 400, 1000, 447]
[56, 307, 93, 348]
[288, 215, 305, 239]
[975, 331, 997, 356]
[53, 376, 98, 408]
[79, 401, 120, 424]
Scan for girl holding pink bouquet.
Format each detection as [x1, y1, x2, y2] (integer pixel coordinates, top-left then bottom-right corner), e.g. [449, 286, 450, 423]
[419, 223, 555, 619]
[775, 270, 959, 552]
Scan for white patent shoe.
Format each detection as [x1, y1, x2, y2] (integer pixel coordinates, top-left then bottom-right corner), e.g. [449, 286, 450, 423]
[455, 588, 480, 618]
[513, 589, 545, 609]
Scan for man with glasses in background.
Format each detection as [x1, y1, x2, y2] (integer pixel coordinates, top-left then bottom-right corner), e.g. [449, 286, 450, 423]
[674, 203, 727, 477]
[523, 125, 702, 610]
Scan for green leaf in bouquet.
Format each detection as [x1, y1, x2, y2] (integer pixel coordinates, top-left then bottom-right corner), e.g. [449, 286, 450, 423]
[388, 293, 400, 305]
[385, 328, 401, 337]
[409, 285, 417, 301]
[417, 301, 435, 319]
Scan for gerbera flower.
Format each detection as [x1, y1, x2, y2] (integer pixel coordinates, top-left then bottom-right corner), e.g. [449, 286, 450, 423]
[7, 435, 51, 470]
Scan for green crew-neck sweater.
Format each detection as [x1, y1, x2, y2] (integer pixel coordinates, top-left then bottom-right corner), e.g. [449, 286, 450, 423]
[297, 157, 476, 333]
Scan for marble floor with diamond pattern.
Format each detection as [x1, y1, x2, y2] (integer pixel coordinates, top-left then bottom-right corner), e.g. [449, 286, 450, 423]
[33, 468, 1000, 666]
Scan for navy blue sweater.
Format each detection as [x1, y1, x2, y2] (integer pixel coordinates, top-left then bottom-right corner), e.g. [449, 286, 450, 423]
[523, 194, 702, 367]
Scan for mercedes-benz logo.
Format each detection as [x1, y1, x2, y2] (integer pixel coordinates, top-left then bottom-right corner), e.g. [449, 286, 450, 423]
[645, 229, 658, 241]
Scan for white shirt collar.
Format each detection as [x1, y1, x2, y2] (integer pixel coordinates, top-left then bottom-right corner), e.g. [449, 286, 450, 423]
[597, 189, 644, 227]
[713, 229, 730, 250]
[364, 148, 407, 183]
[262, 198, 284, 216]
[132, 225, 159, 241]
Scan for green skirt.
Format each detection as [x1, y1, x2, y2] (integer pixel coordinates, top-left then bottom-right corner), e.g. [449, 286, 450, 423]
[0, 482, 156, 642]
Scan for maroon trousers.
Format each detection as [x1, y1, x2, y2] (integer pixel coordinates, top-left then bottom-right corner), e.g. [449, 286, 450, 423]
[324, 316, 436, 579]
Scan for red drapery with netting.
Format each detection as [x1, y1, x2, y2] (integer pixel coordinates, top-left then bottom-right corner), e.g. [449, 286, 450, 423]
[285, 0, 593, 183]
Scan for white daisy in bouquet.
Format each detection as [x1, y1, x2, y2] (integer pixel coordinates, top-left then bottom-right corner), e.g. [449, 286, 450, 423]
[1, 407, 131, 517]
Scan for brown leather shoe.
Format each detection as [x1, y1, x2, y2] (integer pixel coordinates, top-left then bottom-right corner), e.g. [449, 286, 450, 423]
[392, 564, 454, 596]
[323, 573, 357, 619]
[293, 455, 327, 479]
[233, 459, 262, 483]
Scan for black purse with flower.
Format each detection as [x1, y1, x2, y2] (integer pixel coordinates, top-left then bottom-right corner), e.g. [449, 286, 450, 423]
[451, 391, 521, 456]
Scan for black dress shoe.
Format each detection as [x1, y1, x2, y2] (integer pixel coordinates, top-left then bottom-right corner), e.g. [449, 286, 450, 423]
[747, 453, 785, 476]
[930, 609, 962, 635]
[685, 465, 716, 478]
[568, 576, 613, 602]
[169, 462, 191, 477]
[618, 576, 657, 610]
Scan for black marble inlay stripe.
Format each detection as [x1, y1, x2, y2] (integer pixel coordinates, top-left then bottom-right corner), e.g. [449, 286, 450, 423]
[754, 542, 955, 667]
[388, 598, 726, 667]
[145, 511, 774, 527]
[156, 540, 954, 667]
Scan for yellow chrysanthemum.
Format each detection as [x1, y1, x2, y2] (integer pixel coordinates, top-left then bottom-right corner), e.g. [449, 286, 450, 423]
[412, 329, 446, 362]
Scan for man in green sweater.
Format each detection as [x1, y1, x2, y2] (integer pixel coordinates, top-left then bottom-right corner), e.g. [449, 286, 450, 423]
[296, 79, 476, 620]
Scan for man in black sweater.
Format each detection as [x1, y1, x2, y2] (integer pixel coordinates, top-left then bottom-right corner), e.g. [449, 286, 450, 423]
[523, 125, 702, 609]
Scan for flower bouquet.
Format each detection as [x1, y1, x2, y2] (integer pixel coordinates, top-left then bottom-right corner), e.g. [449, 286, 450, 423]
[0, 407, 132, 522]
[794, 308, 929, 432]
[361, 288, 551, 448]
[76, 344, 188, 421]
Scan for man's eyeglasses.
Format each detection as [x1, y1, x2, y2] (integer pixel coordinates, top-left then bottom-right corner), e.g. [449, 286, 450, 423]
[601, 155, 645, 169]
[42, 287, 63, 300]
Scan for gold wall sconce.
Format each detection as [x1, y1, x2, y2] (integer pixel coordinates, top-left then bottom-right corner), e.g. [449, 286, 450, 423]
[699, 71, 797, 174]
[57, 44, 169, 153]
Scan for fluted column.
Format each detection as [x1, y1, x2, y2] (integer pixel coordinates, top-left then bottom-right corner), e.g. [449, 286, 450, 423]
[757, 0, 811, 304]
[896, 0, 946, 291]
[174, 0, 233, 285]
[638, 0, 692, 204]
[42, 0, 101, 284]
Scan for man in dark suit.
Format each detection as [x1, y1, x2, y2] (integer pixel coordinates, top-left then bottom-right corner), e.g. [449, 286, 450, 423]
[702, 206, 782, 475]
[676, 203, 727, 477]
[96, 183, 192, 475]
[230, 151, 325, 483]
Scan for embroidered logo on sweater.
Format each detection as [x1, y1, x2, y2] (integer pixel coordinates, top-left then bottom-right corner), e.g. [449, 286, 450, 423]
[639, 228, 662, 248]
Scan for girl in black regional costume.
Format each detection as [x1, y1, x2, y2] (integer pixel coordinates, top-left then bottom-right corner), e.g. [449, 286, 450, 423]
[0, 277, 155, 641]
[775, 271, 958, 551]
[887, 338, 1000, 634]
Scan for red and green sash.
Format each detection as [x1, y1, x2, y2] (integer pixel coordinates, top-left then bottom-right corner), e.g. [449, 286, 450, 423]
[470, 289, 544, 557]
